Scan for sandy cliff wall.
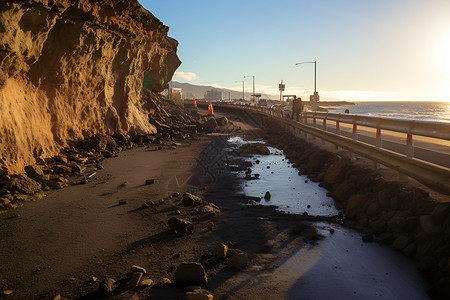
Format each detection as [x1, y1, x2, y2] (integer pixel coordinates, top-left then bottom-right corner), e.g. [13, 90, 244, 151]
[0, 0, 180, 175]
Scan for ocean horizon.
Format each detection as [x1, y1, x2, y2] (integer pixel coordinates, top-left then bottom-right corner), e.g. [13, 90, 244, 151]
[327, 101, 450, 123]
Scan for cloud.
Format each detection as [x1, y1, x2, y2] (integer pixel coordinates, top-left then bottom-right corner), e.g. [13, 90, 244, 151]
[173, 72, 199, 81]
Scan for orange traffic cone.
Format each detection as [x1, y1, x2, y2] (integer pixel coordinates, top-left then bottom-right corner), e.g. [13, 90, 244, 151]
[193, 100, 197, 109]
[207, 102, 214, 114]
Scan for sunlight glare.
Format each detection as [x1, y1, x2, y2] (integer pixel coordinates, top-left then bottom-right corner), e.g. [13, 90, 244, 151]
[436, 28, 450, 77]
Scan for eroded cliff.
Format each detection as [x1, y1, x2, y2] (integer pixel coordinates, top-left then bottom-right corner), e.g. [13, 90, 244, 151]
[0, 0, 180, 174]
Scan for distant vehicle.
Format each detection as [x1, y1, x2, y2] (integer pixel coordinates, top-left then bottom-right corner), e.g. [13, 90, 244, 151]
[258, 99, 268, 107]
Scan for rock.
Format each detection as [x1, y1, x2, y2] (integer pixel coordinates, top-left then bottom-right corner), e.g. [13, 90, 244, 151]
[238, 143, 270, 155]
[264, 192, 271, 200]
[118, 200, 127, 205]
[6, 175, 41, 194]
[99, 278, 116, 295]
[216, 116, 228, 126]
[199, 204, 220, 215]
[24, 165, 44, 178]
[53, 164, 72, 174]
[55, 155, 68, 164]
[216, 244, 228, 259]
[344, 194, 366, 220]
[53, 294, 61, 300]
[159, 278, 172, 285]
[229, 253, 248, 270]
[145, 179, 155, 185]
[184, 289, 213, 300]
[201, 118, 218, 133]
[3, 290, 13, 296]
[139, 279, 153, 288]
[168, 217, 193, 233]
[67, 161, 83, 173]
[0, 197, 11, 206]
[173, 262, 208, 286]
[181, 193, 202, 206]
[430, 203, 450, 223]
[420, 215, 440, 235]
[323, 157, 348, 185]
[393, 235, 410, 251]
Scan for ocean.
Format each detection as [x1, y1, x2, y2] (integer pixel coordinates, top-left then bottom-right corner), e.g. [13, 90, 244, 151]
[327, 101, 450, 123]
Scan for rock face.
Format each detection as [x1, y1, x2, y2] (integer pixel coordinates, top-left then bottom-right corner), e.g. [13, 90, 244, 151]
[0, 0, 180, 174]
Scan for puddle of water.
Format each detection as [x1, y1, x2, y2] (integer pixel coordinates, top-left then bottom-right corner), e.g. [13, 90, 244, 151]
[283, 223, 430, 299]
[227, 137, 339, 216]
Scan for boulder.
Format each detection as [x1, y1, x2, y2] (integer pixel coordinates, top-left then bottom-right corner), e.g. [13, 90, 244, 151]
[420, 215, 440, 235]
[168, 217, 193, 233]
[229, 253, 248, 270]
[184, 289, 213, 300]
[344, 194, 366, 220]
[199, 204, 220, 215]
[216, 116, 228, 126]
[173, 262, 208, 286]
[216, 244, 228, 259]
[181, 193, 202, 206]
[323, 157, 348, 185]
[67, 161, 83, 173]
[24, 165, 44, 179]
[98, 278, 116, 295]
[201, 118, 218, 133]
[53, 164, 72, 174]
[54, 155, 68, 164]
[6, 175, 41, 194]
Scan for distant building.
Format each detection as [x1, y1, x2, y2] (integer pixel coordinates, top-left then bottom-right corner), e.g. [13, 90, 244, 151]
[205, 89, 222, 101]
[185, 92, 195, 99]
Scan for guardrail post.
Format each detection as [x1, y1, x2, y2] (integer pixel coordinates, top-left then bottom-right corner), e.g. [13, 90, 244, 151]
[351, 124, 357, 160]
[322, 119, 326, 145]
[406, 133, 414, 158]
[399, 133, 414, 182]
[312, 117, 316, 140]
[335, 121, 340, 150]
[374, 128, 382, 169]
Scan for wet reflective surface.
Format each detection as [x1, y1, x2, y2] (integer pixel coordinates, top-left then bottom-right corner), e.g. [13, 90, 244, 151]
[227, 136, 339, 216]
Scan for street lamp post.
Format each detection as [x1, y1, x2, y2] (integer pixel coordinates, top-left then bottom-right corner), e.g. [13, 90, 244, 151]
[295, 61, 316, 95]
[295, 61, 318, 110]
[235, 81, 244, 101]
[244, 75, 255, 102]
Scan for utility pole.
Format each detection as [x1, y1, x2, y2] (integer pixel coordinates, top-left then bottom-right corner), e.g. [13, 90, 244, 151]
[244, 75, 255, 102]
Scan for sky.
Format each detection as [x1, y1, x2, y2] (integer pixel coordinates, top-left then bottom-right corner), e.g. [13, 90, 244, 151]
[138, 0, 450, 101]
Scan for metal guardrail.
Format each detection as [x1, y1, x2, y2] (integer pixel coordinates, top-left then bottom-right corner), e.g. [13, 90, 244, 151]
[302, 112, 450, 140]
[211, 103, 450, 195]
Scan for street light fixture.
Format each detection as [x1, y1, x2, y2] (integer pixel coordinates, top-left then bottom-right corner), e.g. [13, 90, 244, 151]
[244, 75, 255, 102]
[235, 81, 244, 101]
[296, 61, 319, 110]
